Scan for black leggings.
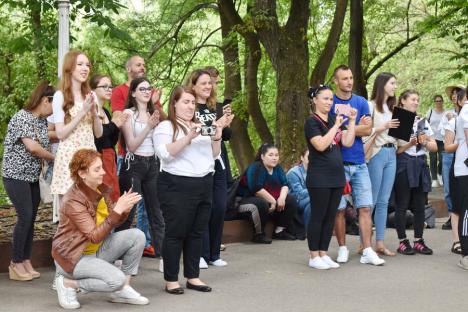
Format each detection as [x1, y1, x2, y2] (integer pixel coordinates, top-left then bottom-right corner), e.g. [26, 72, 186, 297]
[456, 176, 468, 256]
[394, 170, 426, 240]
[429, 140, 444, 179]
[307, 187, 342, 251]
[3, 178, 40, 263]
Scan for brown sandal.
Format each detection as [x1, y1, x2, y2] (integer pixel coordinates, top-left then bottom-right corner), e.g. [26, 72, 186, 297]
[376, 247, 396, 257]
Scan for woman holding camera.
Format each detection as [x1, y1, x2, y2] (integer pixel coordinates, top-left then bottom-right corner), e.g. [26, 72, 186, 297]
[394, 90, 437, 255]
[185, 69, 233, 269]
[154, 85, 222, 294]
[52, 149, 147, 309]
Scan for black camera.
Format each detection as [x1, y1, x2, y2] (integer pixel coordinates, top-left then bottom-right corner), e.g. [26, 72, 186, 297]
[201, 125, 216, 136]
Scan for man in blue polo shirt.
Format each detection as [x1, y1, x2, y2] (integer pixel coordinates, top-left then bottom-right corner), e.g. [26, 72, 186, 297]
[330, 65, 385, 266]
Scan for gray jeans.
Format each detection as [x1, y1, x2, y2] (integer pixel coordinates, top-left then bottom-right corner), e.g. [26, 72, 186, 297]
[56, 229, 145, 292]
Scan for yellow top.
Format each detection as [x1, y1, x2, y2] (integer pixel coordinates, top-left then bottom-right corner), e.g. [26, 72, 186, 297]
[82, 197, 109, 255]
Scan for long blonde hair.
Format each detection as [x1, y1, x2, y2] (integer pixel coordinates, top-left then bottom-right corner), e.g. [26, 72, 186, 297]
[59, 50, 91, 123]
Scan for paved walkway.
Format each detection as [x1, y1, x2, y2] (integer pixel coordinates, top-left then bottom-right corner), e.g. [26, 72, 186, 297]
[0, 220, 465, 312]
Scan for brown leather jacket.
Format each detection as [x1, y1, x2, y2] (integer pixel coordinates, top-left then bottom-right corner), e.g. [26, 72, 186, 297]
[51, 182, 129, 273]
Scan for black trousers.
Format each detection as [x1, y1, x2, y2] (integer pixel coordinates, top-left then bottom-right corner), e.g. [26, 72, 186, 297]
[158, 171, 213, 282]
[240, 195, 297, 232]
[307, 187, 342, 251]
[429, 140, 444, 179]
[394, 170, 426, 240]
[3, 178, 40, 263]
[202, 160, 227, 262]
[456, 176, 468, 256]
[116, 155, 165, 257]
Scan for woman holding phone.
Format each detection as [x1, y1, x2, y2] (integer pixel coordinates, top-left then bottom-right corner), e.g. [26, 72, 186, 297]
[185, 69, 233, 269]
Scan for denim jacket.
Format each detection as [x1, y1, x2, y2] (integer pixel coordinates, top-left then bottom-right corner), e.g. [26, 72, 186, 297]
[286, 165, 309, 206]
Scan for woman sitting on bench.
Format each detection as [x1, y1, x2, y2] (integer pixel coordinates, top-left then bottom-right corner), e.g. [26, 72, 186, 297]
[237, 143, 298, 244]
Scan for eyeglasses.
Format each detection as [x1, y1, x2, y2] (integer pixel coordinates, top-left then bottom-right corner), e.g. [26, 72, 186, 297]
[434, 100, 443, 103]
[138, 86, 153, 93]
[96, 85, 113, 91]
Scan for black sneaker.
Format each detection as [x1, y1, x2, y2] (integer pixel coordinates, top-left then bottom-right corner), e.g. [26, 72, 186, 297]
[413, 239, 433, 255]
[272, 230, 296, 240]
[397, 239, 415, 255]
[252, 233, 272, 244]
[442, 218, 452, 230]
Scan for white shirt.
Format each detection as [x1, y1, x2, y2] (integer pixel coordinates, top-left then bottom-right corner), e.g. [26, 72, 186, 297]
[426, 108, 444, 141]
[397, 117, 433, 157]
[52, 91, 66, 123]
[153, 120, 217, 177]
[439, 109, 457, 137]
[125, 109, 154, 156]
[454, 104, 468, 177]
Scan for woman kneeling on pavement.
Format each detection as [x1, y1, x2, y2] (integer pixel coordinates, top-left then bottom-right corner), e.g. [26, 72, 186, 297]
[52, 148, 148, 309]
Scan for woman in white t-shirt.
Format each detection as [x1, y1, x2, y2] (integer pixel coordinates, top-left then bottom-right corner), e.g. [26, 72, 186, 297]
[453, 88, 468, 268]
[154, 86, 222, 294]
[394, 90, 437, 256]
[426, 95, 445, 187]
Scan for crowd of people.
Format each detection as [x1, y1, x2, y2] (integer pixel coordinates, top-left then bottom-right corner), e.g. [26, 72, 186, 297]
[2, 50, 467, 309]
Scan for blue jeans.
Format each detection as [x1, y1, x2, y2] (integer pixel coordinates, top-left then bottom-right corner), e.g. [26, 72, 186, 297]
[442, 152, 454, 212]
[338, 164, 373, 210]
[367, 147, 396, 241]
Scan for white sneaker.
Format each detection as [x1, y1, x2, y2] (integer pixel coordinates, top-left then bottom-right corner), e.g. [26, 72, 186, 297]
[109, 285, 149, 305]
[52, 271, 59, 291]
[321, 255, 340, 268]
[360, 247, 385, 266]
[336, 246, 349, 263]
[199, 257, 208, 269]
[56, 275, 80, 309]
[431, 180, 439, 188]
[158, 259, 164, 273]
[308, 256, 330, 270]
[209, 259, 228, 267]
[438, 174, 443, 186]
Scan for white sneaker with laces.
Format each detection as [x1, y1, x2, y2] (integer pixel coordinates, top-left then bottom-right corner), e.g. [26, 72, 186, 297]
[308, 256, 330, 270]
[438, 174, 443, 186]
[56, 275, 80, 309]
[109, 285, 149, 305]
[199, 257, 208, 269]
[360, 247, 385, 266]
[209, 259, 228, 267]
[158, 259, 164, 273]
[321, 255, 340, 268]
[336, 246, 349, 263]
[431, 180, 439, 188]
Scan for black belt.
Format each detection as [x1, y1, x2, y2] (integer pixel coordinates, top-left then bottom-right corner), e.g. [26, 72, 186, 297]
[382, 143, 395, 148]
[343, 161, 357, 166]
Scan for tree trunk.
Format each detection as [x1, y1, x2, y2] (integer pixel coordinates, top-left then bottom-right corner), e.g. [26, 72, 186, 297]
[253, 0, 310, 166]
[30, 2, 46, 80]
[348, 0, 367, 98]
[244, 38, 274, 144]
[310, 0, 348, 86]
[219, 4, 255, 172]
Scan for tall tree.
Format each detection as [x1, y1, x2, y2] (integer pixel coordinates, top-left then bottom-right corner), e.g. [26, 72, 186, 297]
[221, 0, 310, 166]
[348, 0, 366, 97]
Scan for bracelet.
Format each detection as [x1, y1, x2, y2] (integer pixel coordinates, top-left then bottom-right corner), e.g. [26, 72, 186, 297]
[212, 138, 221, 141]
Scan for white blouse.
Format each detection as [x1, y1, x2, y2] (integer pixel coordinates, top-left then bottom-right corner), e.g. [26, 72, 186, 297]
[153, 120, 218, 177]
